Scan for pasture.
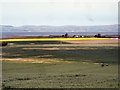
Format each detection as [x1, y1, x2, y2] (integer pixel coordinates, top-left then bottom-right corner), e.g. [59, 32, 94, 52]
[1, 40, 119, 88]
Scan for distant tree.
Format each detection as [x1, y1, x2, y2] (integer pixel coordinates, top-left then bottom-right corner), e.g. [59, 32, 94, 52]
[73, 35, 76, 38]
[94, 33, 101, 38]
[62, 35, 64, 37]
[97, 33, 101, 38]
[65, 33, 68, 38]
[94, 35, 97, 37]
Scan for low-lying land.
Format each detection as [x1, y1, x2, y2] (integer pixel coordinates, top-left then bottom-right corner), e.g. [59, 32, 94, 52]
[1, 40, 119, 88]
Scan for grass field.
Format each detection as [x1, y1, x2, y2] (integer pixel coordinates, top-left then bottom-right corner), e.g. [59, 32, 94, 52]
[1, 41, 119, 88]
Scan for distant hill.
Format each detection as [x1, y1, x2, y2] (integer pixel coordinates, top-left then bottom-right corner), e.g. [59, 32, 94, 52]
[0, 24, 118, 33]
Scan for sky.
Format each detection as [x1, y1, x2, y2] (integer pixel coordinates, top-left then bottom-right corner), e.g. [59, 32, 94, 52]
[0, 0, 119, 26]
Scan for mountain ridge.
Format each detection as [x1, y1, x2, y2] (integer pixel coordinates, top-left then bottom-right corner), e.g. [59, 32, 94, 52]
[0, 24, 118, 32]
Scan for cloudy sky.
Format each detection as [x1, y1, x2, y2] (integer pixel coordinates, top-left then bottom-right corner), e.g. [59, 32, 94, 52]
[0, 0, 119, 26]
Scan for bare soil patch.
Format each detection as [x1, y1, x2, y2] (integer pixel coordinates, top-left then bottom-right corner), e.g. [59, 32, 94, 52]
[64, 38, 118, 44]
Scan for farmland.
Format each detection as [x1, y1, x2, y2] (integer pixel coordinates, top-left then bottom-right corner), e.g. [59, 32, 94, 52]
[1, 40, 119, 88]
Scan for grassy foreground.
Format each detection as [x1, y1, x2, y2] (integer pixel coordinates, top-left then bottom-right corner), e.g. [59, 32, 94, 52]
[2, 41, 119, 88]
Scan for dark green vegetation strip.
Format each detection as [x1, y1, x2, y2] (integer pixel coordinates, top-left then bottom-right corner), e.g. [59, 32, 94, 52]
[2, 41, 118, 63]
[7, 41, 69, 44]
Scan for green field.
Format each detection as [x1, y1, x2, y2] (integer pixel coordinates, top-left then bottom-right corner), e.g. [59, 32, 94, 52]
[2, 41, 119, 88]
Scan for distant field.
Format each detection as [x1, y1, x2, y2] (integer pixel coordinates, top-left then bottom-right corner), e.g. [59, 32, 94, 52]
[1, 41, 119, 88]
[64, 38, 118, 44]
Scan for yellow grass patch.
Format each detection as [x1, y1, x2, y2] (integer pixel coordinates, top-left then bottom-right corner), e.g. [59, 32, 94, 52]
[1, 58, 73, 64]
[0, 38, 111, 42]
[1, 58, 102, 65]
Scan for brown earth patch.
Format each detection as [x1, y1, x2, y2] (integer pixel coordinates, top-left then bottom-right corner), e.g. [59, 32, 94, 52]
[63, 38, 118, 44]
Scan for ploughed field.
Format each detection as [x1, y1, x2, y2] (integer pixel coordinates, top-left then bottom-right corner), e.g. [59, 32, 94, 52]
[1, 40, 119, 88]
